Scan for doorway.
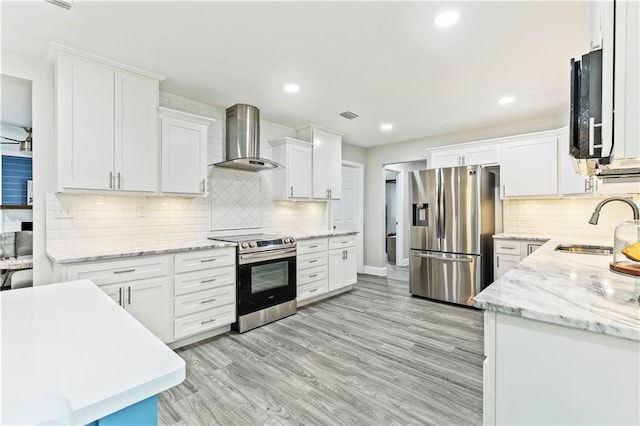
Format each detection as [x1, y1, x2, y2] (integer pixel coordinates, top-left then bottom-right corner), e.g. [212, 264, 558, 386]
[383, 161, 426, 273]
[0, 74, 34, 290]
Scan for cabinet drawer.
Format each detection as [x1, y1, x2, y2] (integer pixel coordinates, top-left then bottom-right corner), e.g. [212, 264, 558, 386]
[494, 240, 522, 256]
[297, 238, 328, 255]
[298, 280, 328, 302]
[66, 256, 169, 285]
[174, 248, 235, 274]
[297, 252, 327, 271]
[174, 284, 235, 317]
[174, 303, 235, 340]
[174, 265, 235, 296]
[297, 265, 327, 286]
[329, 235, 356, 250]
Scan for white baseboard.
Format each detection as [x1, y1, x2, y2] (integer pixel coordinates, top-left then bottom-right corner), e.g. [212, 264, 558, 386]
[397, 258, 409, 267]
[362, 265, 388, 276]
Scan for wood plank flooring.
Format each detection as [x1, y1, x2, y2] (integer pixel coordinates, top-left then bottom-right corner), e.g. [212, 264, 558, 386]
[159, 272, 484, 425]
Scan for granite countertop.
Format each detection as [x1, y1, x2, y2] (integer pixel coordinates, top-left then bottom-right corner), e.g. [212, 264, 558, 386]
[293, 230, 358, 240]
[474, 236, 640, 341]
[0, 280, 185, 424]
[47, 239, 236, 264]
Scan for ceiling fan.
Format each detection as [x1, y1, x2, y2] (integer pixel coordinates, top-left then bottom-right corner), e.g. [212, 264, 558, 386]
[1, 127, 33, 152]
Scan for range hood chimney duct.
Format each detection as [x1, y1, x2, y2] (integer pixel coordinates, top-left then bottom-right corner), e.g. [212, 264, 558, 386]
[213, 104, 282, 172]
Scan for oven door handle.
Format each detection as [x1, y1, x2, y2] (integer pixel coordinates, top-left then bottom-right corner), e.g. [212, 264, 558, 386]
[239, 248, 297, 265]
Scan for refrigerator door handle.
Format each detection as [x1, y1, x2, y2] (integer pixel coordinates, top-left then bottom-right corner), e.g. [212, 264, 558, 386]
[415, 253, 473, 263]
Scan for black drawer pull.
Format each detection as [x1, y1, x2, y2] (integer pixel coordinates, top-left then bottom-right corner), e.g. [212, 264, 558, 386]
[201, 278, 217, 284]
[200, 258, 217, 263]
[309, 274, 318, 278]
[309, 288, 318, 293]
[309, 259, 318, 263]
[200, 298, 217, 304]
[201, 318, 216, 325]
[309, 245, 319, 248]
[113, 269, 135, 274]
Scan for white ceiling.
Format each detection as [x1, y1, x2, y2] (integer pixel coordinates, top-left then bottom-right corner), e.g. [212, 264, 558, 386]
[1, 1, 588, 148]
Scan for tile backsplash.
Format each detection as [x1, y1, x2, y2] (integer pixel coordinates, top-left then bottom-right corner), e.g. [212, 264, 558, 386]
[503, 195, 640, 239]
[46, 92, 329, 251]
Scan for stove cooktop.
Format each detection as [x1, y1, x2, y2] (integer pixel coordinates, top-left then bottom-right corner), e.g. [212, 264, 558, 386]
[208, 233, 286, 243]
[208, 233, 296, 254]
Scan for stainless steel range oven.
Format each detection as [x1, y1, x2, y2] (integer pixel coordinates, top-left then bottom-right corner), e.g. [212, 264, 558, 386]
[209, 234, 297, 332]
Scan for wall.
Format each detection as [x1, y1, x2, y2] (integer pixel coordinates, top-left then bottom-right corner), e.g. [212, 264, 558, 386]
[343, 143, 366, 165]
[1, 49, 56, 285]
[503, 195, 640, 239]
[363, 111, 568, 272]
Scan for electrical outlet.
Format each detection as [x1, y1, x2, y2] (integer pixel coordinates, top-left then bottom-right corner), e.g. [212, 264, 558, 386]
[135, 204, 147, 217]
[56, 202, 74, 219]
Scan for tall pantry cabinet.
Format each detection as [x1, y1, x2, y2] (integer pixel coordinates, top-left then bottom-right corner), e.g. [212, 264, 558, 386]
[50, 45, 164, 193]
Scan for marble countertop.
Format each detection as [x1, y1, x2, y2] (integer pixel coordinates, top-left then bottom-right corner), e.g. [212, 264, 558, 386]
[293, 230, 358, 240]
[0, 280, 185, 425]
[47, 239, 236, 264]
[474, 236, 640, 341]
[492, 233, 552, 241]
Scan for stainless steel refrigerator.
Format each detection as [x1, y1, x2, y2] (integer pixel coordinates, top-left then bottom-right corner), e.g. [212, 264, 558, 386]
[409, 165, 495, 306]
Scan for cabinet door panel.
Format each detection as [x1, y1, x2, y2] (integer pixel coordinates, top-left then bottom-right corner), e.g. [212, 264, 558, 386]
[99, 283, 124, 307]
[495, 254, 520, 279]
[126, 276, 170, 341]
[501, 137, 558, 197]
[430, 151, 461, 169]
[60, 55, 114, 190]
[328, 249, 344, 291]
[558, 132, 591, 195]
[464, 145, 500, 166]
[326, 132, 342, 199]
[288, 144, 312, 198]
[115, 71, 158, 192]
[161, 117, 207, 194]
[312, 130, 328, 198]
[343, 247, 357, 286]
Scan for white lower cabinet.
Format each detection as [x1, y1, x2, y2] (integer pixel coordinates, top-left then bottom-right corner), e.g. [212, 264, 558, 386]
[57, 247, 236, 346]
[66, 256, 171, 342]
[296, 238, 328, 304]
[172, 248, 236, 341]
[328, 235, 357, 291]
[494, 238, 547, 279]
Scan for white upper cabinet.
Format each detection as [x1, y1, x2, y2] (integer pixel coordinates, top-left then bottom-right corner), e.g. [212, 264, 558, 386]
[269, 137, 312, 200]
[297, 125, 343, 200]
[428, 144, 501, 169]
[159, 112, 208, 196]
[558, 131, 594, 196]
[51, 46, 163, 193]
[501, 137, 558, 198]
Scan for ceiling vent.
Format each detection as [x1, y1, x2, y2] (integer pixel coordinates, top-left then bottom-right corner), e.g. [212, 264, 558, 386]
[339, 111, 359, 120]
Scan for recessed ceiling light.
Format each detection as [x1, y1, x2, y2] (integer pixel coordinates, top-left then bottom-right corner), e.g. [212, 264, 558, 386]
[498, 95, 515, 105]
[283, 83, 300, 93]
[435, 10, 459, 28]
[381, 123, 394, 132]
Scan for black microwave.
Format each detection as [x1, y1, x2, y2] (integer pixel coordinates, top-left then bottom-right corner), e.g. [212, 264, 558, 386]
[569, 48, 608, 162]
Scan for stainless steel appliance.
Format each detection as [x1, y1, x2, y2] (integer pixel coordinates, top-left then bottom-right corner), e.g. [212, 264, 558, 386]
[209, 234, 296, 332]
[213, 104, 283, 172]
[409, 166, 495, 306]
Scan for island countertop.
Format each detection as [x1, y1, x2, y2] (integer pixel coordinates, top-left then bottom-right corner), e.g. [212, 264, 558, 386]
[474, 237, 640, 341]
[0, 280, 185, 425]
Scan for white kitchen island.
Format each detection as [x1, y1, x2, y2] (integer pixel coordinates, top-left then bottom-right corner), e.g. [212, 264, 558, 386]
[474, 238, 640, 425]
[0, 280, 185, 425]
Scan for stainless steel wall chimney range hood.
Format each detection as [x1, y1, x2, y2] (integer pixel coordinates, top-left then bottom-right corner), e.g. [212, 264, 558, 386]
[213, 104, 282, 172]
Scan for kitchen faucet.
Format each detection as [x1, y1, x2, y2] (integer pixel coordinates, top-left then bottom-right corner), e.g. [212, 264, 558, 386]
[588, 197, 640, 225]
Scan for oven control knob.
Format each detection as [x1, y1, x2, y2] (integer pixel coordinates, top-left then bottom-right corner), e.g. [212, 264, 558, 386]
[290, 237, 296, 243]
[241, 242, 248, 249]
[249, 242, 256, 248]
[284, 238, 290, 243]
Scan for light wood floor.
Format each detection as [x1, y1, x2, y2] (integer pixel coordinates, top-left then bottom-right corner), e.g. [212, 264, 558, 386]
[159, 272, 484, 425]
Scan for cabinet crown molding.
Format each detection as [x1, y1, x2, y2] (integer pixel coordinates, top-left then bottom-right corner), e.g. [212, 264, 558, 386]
[47, 42, 166, 81]
[295, 124, 345, 137]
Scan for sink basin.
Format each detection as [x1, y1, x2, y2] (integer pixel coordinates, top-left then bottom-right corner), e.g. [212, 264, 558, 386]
[554, 244, 614, 255]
